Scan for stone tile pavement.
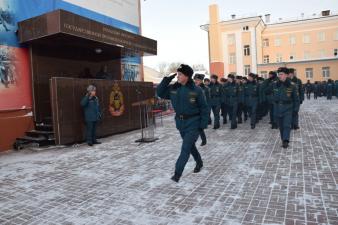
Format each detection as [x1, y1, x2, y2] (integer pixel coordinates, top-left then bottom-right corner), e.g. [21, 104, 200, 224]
[0, 98, 337, 225]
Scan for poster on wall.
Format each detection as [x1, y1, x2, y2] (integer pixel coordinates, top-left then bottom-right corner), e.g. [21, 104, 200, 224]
[0, 0, 32, 110]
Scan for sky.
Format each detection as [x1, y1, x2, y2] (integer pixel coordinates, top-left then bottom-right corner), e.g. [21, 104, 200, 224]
[140, 0, 338, 72]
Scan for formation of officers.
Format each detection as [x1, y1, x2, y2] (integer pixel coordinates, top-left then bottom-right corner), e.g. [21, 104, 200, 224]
[194, 67, 304, 150]
[157, 64, 307, 182]
[304, 79, 338, 100]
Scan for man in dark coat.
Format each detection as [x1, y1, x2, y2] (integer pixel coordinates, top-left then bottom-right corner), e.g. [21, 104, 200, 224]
[157, 64, 209, 182]
[80, 85, 102, 146]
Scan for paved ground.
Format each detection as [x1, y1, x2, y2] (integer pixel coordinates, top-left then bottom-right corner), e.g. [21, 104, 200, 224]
[0, 97, 338, 225]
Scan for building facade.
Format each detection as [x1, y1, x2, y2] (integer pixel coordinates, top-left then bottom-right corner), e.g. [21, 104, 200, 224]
[201, 4, 338, 81]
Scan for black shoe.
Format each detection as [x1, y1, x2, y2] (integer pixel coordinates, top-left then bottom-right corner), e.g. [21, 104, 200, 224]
[230, 125, 237, 129]
[88, 143, 93, 146]
[213, 125, 220, 129]
[171, 173, 180, 183]
[223, 120, 227, 124]
[208, 121, 212, 125]
[193, 164, 203, 173]
[200, 140, 207, 146]
[282, 141, 289, 149]
[271, 124, 278, 129]
[244, 117, 248, 121]
[293, 126, 300, 130]
[251, 124, 255, 129]
[93, 141, 101, 145]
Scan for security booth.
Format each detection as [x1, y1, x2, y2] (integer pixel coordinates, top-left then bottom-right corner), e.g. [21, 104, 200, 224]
[14, 9, 157, 147]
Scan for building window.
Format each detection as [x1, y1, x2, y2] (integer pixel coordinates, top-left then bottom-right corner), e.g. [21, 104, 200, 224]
[260, 71, 268, 79]
[274, 37, 281, 46]
[289, 53, 295, 61]
[244, 65, 251, 76]
[334, 49, 338, 57]
[319, 49, 326, 58]
[276, 53, 283, 63]
[263, 38, 269, 47]
[228, 34, 235, 45]
[243, 26, 249, 31]
[303, 34, 311, 43]
[263, 55, 269, 64]
[229, 53, 236, 64]
[305, 68, 313, 79]
[244, 45, 250, 56]
[318, 32, 325, 42]
[289, 35, 296, 45]
[322, 67, 330, 78]
[334, 30, 338, 40]
[304, 51, 311, 60]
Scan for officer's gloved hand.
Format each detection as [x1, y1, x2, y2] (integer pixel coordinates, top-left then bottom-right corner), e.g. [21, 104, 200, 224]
[167, 73, 177, 80]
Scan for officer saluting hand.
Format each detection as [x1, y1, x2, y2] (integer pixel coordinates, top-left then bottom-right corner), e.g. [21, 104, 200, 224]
[157, 64, 209, 182]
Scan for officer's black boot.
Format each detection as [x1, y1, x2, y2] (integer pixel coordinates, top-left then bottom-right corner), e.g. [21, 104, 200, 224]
[271, 123, 278, 129]
[251, 124, 255, 129]
[293, 125, 300, 130]
[213, 124, 220, 129]
[171, 173, 181, 183]
[193, 163, 203, 173]
[223, 119, 227, 124]
[201, 139, 207, 146]
[282, 140, 289, 149]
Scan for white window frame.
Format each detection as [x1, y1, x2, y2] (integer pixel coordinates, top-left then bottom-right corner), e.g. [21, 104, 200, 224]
[228, 34, 235, 45]
[289, 35, 296, 45]
[229, 53, 236, 64]
[304, 51, 311, 60]
[322, 67, 330, 78]
[303, 34, 311, 44]
[276, 53, 283, 63]
[260, 71, 268, 79]
[274, 37, 281, 46]
[244, 65, 251, 76]
[305, 68, 313, 79]
[318, 32, 325, 42]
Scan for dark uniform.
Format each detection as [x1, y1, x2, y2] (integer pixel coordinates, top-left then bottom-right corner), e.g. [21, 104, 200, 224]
[262, 71, 278, 128]
[194, 74, 210, 146]
[80, 86, 102, 146]
[326, 79, 334, 100]
[304, 80, 312, 100]
[157, 64, 209, 182]
[289, 68, 303, 130]
[220, 78, 228, 125]
[313, 82, 320, 99]
[244, 73, 259, 129]
[224, 74, 238, 129]
[273, 67, 300, 148]
[209, 75, 222, 129]
[335, 80, 338, 99]
[236, 76, 245, 124]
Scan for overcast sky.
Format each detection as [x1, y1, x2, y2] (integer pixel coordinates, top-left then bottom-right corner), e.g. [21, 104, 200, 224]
[140, 0, 337, 71]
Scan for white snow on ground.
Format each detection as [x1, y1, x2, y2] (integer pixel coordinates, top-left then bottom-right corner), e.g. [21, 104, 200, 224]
[0, 98, 338, 225]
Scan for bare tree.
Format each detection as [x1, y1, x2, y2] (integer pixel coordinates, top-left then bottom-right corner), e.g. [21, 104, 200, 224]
[167, 62, 183, 74]
[192, 64, 207, 72]
[157, 62, 168, 76]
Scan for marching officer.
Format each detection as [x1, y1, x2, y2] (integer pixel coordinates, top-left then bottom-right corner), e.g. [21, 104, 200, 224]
[313, 81, 320, 99]
[304, 80, 312, 100]
[157, 64, 209, 182]
[236, 76, 245, 124]
[262, 71, 278, 129]
[219, 78, 228, 125]
[224, 74, 238, 129]
[326, 79, 334, 100]
[335, 80, 338, 99]
[273, 67, 300, 148]
[194, 73, 210, 146]
[209, 74, 222, 129]
[244, 73, 259, 129]
[288, 68, 303, 130]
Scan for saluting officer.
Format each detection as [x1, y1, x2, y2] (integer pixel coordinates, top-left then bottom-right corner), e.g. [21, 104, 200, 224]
[157, 64, 209, 182]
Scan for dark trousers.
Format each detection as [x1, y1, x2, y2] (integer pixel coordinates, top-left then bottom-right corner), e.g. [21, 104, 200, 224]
[86, 121, 97, 144]
[306, 92, 311, 99]
[292, 111, 299, 127]
[247, 102, 257, 126]
[211, 105, 221, 127]
[278, 112, 292, 141]
[237, 103, 244, 122]
[268, 103, 274, 123]
[227, 103, 238, 127]
[221, 103, 228, 123]
[200, 129, 206, 143]
[314, 92, 318, 99]
[175, 129, 203, 176]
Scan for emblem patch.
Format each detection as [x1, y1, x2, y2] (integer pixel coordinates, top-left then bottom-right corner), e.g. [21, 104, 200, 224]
[109, 83, 125, 117]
